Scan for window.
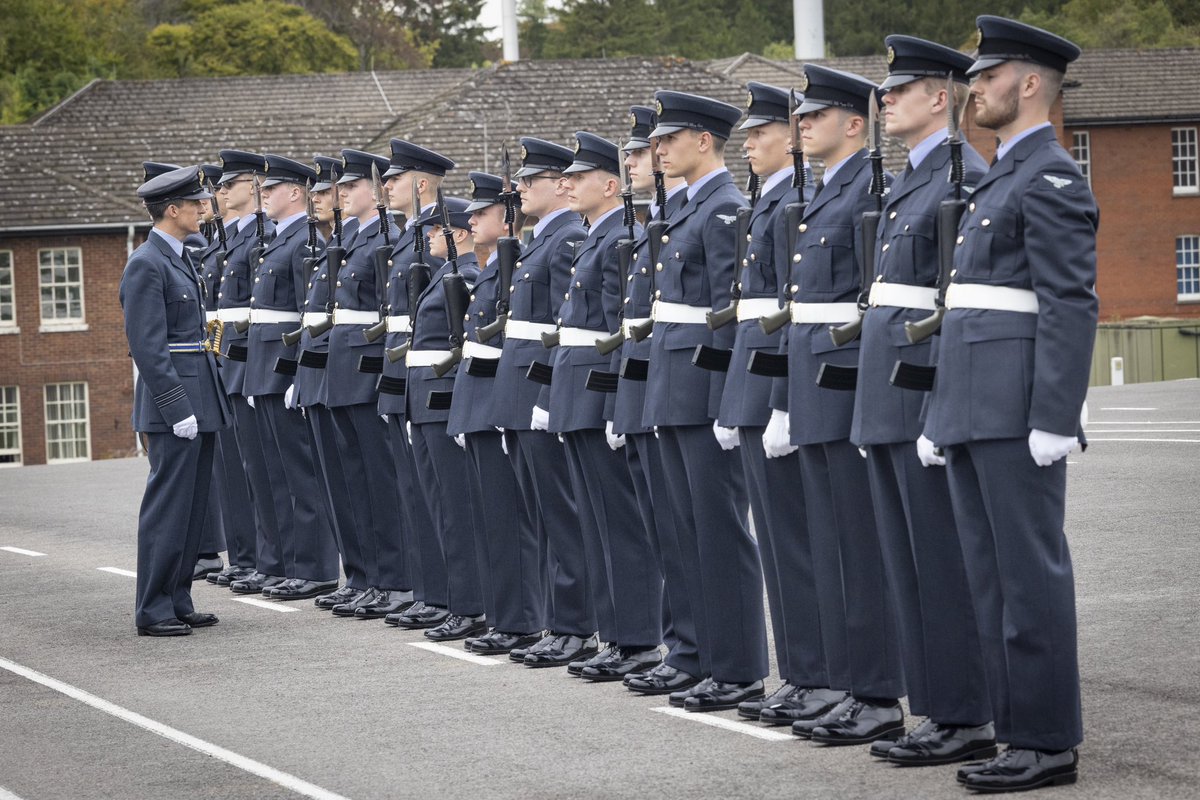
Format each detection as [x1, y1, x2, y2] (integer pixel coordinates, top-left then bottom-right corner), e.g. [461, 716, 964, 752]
[1172, 127, 1198, 195]
[0, 386, 20, 466]
[38, 247, 85, 327]
[0, 250, 14, 330]
[44, 382, 90, 462]
[1178, 236, 1200, 302]
[1071, 131, 1091, 186]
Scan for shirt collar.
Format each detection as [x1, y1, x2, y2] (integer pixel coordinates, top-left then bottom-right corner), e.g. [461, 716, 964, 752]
[236, 214, 256, 232]
[995, 122, 1053, 163]
[821, 151, 857, 185]
[686, 167, 727, 202]
[759, 166, 793, 198]
[151, 227, 184, 257]
[533, 207, 569, 238]
[485, 249, 499, 267]
[587, 206, 621, 237]
[909, 128, 947, 171]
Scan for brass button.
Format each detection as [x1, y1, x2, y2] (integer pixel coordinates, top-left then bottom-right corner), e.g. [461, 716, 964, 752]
[564, 293, 569, 300]
[655, 289, 662, 298]
[969, 202, 976, 212]
[737, 281, 743, 290]
[790, 284, 799, 294]
[336, 280, 343, 287]
[875, 275, 883, 282]
[640, 267, 647, 275]
[656, 264, 663, 272]
[981, 218, 991, 227]
[464, 314, 470, 321]
[819, 236, 826, 245]
[661, 235, 669, 244]
[881, 244, 889, 252]
[509, 284, 515, 292]
[750, 253, 757, 261]
[258, 258, 264, 264]
[798, 223, 807, 233]
[218, 292, 223, 298]
[341, 259, 347, 266]
[625, 297, 631, 304]
[950, 269, 957, 277]
[570, 267, 576, 275]
[255, 277, 260, 282]
[523, 273, 530, 279]
[792, 254, 801, 263]
[386, 281, 391, 288]
[350, 272, 355, 278]
[889, 211, 897, 219]
[575, 281, 581, 288]
[307, 282, 313, 289]
[516, 261, 523, 268]
[469, 294, 476, 302]
[742, 259, 749, 267]
[956, 235, 964, 245]
[387, 259, 393, 266]
[903, 225, 909, 231]
[674, 251, 680, 259]
[745, 233, 752, 242]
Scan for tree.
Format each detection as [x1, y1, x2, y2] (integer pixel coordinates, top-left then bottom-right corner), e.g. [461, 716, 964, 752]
[295, 0, 434, 70]
[393, 0, 494, 67]
[1021, 0, 1200, 49]
[541, 0, 666, 58]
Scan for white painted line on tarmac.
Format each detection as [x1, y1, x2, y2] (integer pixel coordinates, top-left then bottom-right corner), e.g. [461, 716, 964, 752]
[1089, 420, 1200, 424]
[1099, 407, 1157, 411]
[0, 656, 353, 800]
[0, 785, 29, 800]
[407, 641, 503, 666]
[1088, 438, 1200, 443]
[231, 597, 298, 613]
[650, 706, 794, 741]
[1086, 429, 1200, 433]
[0, 546, 46, 557]
[97, 567, 137, 577]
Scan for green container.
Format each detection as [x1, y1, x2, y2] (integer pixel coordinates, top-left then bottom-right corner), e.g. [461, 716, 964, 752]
[1089, 317, 1200, 386]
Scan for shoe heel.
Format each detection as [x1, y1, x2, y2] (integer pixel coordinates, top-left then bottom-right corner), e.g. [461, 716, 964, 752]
[1049, 772, 1078, 787]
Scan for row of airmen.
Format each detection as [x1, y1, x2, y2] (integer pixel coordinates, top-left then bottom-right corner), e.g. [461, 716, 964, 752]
[122, 15, 1097, 794]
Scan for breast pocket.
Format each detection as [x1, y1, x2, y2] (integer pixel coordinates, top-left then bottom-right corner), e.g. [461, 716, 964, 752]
[662, 239, 708, 305]
[569, 264, 604, 327]
[743, 237, 776, 295]
[513, 262, 550, 320]
[165, 284, 198, 332]
[805, 224, 855, 293]
[887, 212, 936, 285]
[959, 207, 1019, 280]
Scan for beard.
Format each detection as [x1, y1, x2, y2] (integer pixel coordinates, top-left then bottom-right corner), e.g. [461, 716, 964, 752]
[975, 81, 1020, 130]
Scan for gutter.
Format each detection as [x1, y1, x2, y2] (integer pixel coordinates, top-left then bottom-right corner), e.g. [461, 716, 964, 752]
[0, 221, 152, 235]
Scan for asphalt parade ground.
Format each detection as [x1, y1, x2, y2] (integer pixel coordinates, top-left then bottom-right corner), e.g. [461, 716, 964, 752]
[1, 379, 1198, 800]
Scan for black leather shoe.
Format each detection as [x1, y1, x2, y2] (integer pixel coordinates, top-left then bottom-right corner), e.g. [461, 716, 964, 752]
[738, 682, 797, 720]
[230, 572, 285, 594]
[669, 677, 714, 707]
[581, 647, 662, 682]
[810, 698, 904, 745]
[425, 614, 487, 641]
[464, 627, 494, 651]
[208, 565, 254, 585]
[315, 585, 361, 609]
[870, 718, 937, 759]
[761, 687, 849, 727]
[354, 590, 416, 619]
[524, 634, 598, 668]
[192, 557, 223, 581]
[960, 747, 1077, 792]
[471, 631, 542, 655]
[137, 619, 192, 637]
[331, 587, 377, 617]
[179, 612, 218, 628]
[792, 694, 855, 738]
[683, 680, 765, 712]
[888, 722, 997, 766]
[269, 579, 340, 601]
[510, 632, 558, 662]
[392, 601, 450, 629]
[625, 663, 704, 696]
[568, 644, 616, 676]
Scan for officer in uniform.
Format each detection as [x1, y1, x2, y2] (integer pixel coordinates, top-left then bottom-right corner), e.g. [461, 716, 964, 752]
[848, 37, 996, 765]
[541, 132, 662, 679]
[121, 166, 231, 636]
[244, 154, 341, 600]
[639, 91, 769, 711]
[377, 139, 451, 628]
[922, 17, 1095, 792]
[489, 138, 591, 666]
[773, 66, 905, 743]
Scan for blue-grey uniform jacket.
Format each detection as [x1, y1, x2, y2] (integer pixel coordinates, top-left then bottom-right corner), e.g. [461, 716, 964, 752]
[378, 220, 445, 417]
[199, 220, 237, 313]
[294, 218, 359, 408]
[406, 255, 481, 425]
[322, 215, 389, 408]
[217, 216, 274, 394]
[448, 253, 503, 435]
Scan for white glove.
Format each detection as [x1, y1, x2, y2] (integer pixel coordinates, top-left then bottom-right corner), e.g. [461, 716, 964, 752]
[380, 414, 389, 423]
[916, 434, 945, 467]
[653, 425, 659, 440]
[454, 433, 466, 449]
[858, 446, 868, 459]
[762, 409, 797, 458]
[172, 415, 198, 440]
[531, 406, 549, 431]
[406, 420, 413, 445]
[1079, 400, 1089, 429]
[1028, 429, 1078, 467]
[284, 384, 297, 410]
[497, 428, 509, 455]
[605, 420, 626, 451]
[713, 420, 739, 451]
[245, 395, 255, 409]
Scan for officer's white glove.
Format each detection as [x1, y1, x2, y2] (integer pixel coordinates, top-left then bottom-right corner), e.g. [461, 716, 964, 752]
[916, 434, 945, 467]
[284, 384, 297, 410]
[653, 425, 659, 440]
[245, 395, 255, 409]
[713, 420, 739, 451]
[1028, 429, 1078, 467]
[605, 420, 626, 451]
[1079, 400, 1089, 429]
[497, 427, 509, 455]
[454, 433, 466, 449]
[380, 414, 389, 423]
[531, 406, 549, 431]
[173, 415, 199, 440]
[763, 409, 797, 458]
[858, 446, 868, 459]
[406, 420, 413, 445]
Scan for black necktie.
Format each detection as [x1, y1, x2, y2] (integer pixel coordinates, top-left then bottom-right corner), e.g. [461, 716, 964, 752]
[813, 179, 825, 198]
[903, 161, 914, 177]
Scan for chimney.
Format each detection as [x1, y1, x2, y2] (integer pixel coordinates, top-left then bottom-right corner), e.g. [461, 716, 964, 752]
[793, 0, 825, 60]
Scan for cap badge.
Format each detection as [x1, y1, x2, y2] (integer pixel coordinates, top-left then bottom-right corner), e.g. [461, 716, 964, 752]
[629, 112, 637, 130]
[746, 90, 754, 109]
[573, 138, 581, 153]
[974, 27, 984, 48]
[798, 73, 809, 92]
[655, 99, 664, 116]
[469, 179, 477, 194]
[520, 144, 529, 161]
[887, 46, 896, 65]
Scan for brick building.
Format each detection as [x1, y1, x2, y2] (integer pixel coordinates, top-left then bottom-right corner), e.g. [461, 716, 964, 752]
[2, 50, 1196, 465]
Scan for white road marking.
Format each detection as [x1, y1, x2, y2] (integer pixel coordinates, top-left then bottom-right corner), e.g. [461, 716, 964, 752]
[650, 706, 794, 741]
[1098, 407, 1157, 411]
[1089, 421, 1200, 425]
[0, 546, 46, 557]
[231, 597, 298, 613]
[0, 786, 29, 800]
[1086, 429, 1200, 433]
[407, 641, 503, 666]
[97, 567, 137, 577]
[0, 656, 353, 800]
[1087, 438, 1200, 443]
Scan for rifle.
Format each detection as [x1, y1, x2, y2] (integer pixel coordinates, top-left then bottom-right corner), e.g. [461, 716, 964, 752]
[586, 149, 639, 393]
[758, 89, 808, 337]
[626, 145, 668, 345]
[476, 146, 521, 344]
[363, 162, 401, 344]
[432, 190, 471, 378]
[282, 184, 319, 347]
[303, 177, 345, 339]
[385, 179, 431, 364]
[234, 175, 268, 334]
[892, 76, 967, 391]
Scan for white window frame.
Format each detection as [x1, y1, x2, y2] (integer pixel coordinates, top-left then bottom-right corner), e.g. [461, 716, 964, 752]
[0, 385, 21, 467]
[1172, 127, 1199, 196]
[1071, 131, 1091, 187]
[43, 382, 91, 463]
[1178, 235, 1200, 303]
[0, 250, 16, 334]
[37, 246, 88, 332]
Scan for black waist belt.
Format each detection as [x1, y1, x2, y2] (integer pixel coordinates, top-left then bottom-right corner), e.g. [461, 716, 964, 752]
[298, 349, 328, 369]
[377, 375, 407, 395]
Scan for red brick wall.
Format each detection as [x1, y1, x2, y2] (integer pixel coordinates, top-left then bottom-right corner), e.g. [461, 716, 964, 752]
[0, 230, 145, 465]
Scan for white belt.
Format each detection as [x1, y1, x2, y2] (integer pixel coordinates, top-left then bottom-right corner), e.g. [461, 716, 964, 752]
[463, 340, 503, 359]
[558, 327, 608, 347]
[736, 298, 782, 321]
[868, 282, 938, 311]
[250, 309, 301, 324]
[505, 319, 557, 340]
[406, 349, 453, 367]
[205, 310, 219, 324]
[622, 317, 651, 338]
[790, 302, 860, 324]
[216, 307, 250, 323]
[945, 283, 1039, 314]
[332, 309, 380, 325]
[386, 314, 411, 333]
[301, 311, 328, 327]
[652, 301, 709, 325]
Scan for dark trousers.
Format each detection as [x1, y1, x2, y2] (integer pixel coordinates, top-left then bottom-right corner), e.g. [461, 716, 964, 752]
[797, 440, 905, 700]
[331, 403, 405, 590]
[465, 430, 545, 633]
[410, 421, 483, 615]
[309, 405, 368, 590]
[231, 395, 285, 577]
[564, 429, 662, 648]
[866, 442, 991, 725]
[945, 440, 1082, 751]
[214, 416, 256, 568]
[512, 429, 591, 636]
[741, 428, 826, 688]
[198, 477, 225, 557]
[135, 431, 214, 627]
[387, 416, 446, 607]
[657, 424, 768, 684]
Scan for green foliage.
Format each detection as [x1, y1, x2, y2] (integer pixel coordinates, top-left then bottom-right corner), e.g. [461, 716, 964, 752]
[1021, 0, 1200, 49]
